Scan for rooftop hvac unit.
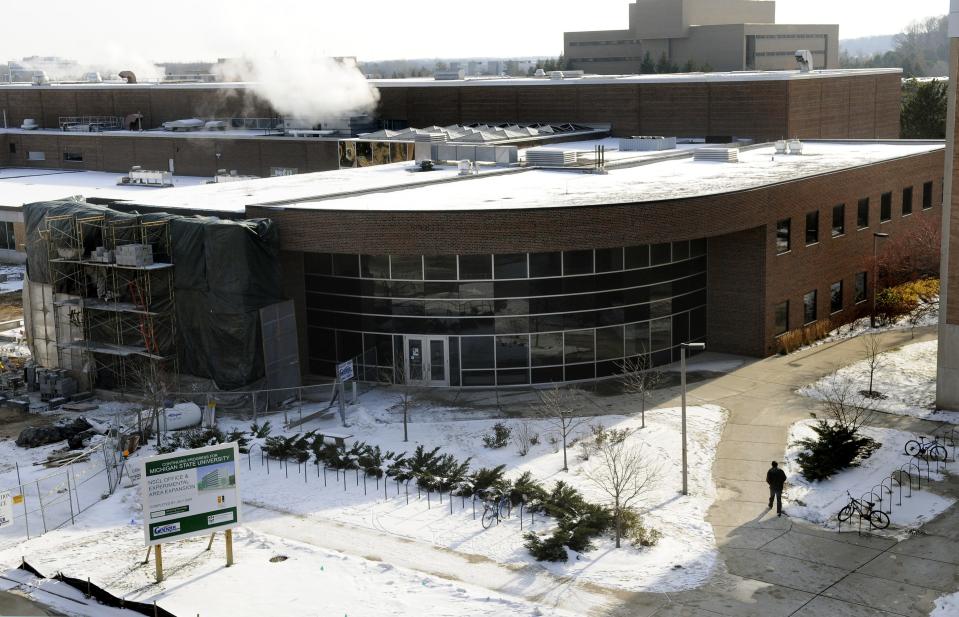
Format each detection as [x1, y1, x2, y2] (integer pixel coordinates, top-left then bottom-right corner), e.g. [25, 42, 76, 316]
[415, 132, 447, 163]
[526, 149, 579, 167]
[774, 140, 788, 154]
[434, 69, 466, 80]
[693, 147, 740, 163]
[619, 136, 677, 152]
[787, 139, 803, 155]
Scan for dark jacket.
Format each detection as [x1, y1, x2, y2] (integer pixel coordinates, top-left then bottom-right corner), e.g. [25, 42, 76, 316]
[767, 467, 787, 490]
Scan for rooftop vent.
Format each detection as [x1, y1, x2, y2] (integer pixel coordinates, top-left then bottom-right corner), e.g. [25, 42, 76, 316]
[619, 136, 677, 152]
[526, 149, 579, 167]
[534, 68, 546, 77]
[694, 147, 739, 163]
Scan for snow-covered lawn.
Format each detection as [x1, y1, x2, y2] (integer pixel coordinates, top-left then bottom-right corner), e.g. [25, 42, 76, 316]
[222, 395, 727, 593]
[782, 420, 955, 534]
[800, 339, 959, 424]
[796, 296, 938, 352]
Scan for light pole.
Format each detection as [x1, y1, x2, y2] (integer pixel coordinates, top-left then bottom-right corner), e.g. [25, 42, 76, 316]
[680, 341, 706, 496]
[871, 232, 889, 328]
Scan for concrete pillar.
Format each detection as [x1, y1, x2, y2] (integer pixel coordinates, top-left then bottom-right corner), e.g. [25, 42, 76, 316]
[938, 0, 959, 409]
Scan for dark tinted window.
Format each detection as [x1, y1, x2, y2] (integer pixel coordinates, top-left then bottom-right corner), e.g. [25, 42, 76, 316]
[803, 290, 817, 324]
[854, 271, 867, 303]
[923, 181, 933, 209]
[902, 187, 913, 216]
[595, 248, 623, 272]
[774, 301, 788, 336]
[390, 255, 423, 280]
[494, 253, 527, 279]
[529, 252, 562, 278]
[563, 250, 593, 275]
[671, 241, 690, 261]
[625, 321, 650, 356]
[776, 219, 791, 254]
[564, 329, 595, 363]
[305, 252, 332, 275]
[459, 255, 492, 280]
[531, 332, 564, 366]
[625, 245, 649, 269]
[332, 253, 359, 277]
[595, 325, 624, 360]
[496, 335, 529, 368]
[830, 280, 843, 313]
[460, 336, 494, 369]
[805, 211, 819, 244]
[880, 192, 892, 222]
[832, 204, 845, 237]
[424, 255, 457, 280]
[857, 198, 869, 229]
[650, 243, 671, 265]
[361, 255, 389, 279]
[650, 317, 671, 351]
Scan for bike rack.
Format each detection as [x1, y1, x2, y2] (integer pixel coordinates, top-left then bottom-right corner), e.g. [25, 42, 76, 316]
[912, 454, 933, 482]
[933, 426, 958, 463]
[870, 480, 894, 515]
[890, 468, 910, 503]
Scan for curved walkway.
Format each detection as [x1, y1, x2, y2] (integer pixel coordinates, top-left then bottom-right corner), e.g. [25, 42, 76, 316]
[612, 326, 959, 617]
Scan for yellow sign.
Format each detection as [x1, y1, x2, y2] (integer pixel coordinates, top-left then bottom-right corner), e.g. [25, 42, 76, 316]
[12, 494, 23, 505]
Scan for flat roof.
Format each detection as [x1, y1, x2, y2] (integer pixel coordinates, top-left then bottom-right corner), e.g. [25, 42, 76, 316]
[0, 128, 327, 141]
[0, 68, 902, 91]
[258, 140, 943, 212]
[0, 168, 209, 208]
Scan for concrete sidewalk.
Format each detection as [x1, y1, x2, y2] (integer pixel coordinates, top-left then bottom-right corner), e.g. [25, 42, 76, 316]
[608, 326, 959, 617]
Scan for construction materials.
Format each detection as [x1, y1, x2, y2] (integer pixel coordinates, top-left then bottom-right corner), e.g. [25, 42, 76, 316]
[114, 244, 154, 267]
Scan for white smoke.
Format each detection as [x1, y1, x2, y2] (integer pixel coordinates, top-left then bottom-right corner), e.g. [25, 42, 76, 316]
[214, 53, 380, 126]
[11, 50, 166, 83]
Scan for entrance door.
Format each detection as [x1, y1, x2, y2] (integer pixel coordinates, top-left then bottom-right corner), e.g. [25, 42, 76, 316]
[405, 336, 447, 386]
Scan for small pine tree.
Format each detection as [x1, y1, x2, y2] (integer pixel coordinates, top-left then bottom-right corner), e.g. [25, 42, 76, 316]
[655, 52, 672, 74]
[682, 59, 695, 73]
[640, 51, 655, 74]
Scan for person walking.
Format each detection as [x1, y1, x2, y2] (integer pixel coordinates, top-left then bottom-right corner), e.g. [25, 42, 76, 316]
[766, 461, 787, 516]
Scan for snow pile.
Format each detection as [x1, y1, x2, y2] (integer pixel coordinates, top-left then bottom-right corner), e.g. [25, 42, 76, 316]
[782, 420, 955, 532]
[800, 340, 959, 423]
[228, 403, 727, 593]
[932, 591, 959, 617]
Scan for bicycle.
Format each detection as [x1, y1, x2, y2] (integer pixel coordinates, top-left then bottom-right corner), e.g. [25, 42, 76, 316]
[904, 436, 948, 461]
[481, 494, 511, 529]
[837, 490, 890, 530]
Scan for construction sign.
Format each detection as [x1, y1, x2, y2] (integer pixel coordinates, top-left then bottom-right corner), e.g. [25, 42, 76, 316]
[141, 442, 240, 546]
[0, 491, 12, 528]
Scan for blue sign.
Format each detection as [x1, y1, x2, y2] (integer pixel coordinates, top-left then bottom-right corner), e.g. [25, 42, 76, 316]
[337, 360, 354, 382]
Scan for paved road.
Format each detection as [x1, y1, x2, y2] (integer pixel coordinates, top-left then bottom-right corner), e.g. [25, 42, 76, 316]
[609, 326, 959, 617]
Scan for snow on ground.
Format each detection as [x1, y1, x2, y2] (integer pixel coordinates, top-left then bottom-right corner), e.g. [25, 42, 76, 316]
[0, 568, 133, 617]
[782, 420, 955, 534]
[799, 339, 959, 424]
[220, 393, 728, 593]
[932, 591, 959, 617]
[794, 297, 938, 352]
[0, 264, 24, 294]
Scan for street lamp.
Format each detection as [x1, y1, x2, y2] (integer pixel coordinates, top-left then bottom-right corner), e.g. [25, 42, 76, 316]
[871, 232, 889, 328]
[680, 341, 706, 496]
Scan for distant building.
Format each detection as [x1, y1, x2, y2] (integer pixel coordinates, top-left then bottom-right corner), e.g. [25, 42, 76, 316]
[564, 0, 838, 74]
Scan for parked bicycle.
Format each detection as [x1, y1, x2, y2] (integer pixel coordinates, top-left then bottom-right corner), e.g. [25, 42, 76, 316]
[837, 490, 890, 530]
[481, 493, 511, 529]
[904, 436, 948, 461]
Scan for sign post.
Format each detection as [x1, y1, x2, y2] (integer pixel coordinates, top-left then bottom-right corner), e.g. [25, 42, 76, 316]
[140, 442, 241, 582]
[336, 360, 354, 427]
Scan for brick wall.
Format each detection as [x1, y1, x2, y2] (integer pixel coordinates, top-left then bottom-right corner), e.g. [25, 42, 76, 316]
[707, 227, 767, 356]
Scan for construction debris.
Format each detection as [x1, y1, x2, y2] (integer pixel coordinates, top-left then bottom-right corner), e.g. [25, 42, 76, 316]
[15, 417, 92, 449]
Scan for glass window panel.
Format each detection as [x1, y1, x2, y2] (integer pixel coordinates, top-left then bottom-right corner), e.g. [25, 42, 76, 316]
[857, 198, 870, 229]
[307, 327, 336, 360]
[564, 363, 595, 381]
[529, 252, 562, 278]
[531, 366, 563, 383]
[461, 370, 494, 386]
[690, 306, 707, 340]
[672, 312, 689, 348]
[595, 325, 624, 361]
[361, 255, 390, 279]
[496, 335, 529, 369]
[650, 243, 671, 265]
[689, 238, 707, 257]
[390, 255, 423, 280]
[449, 337, 460, 386]
[460, 336, 494, 369]
[902, 187, 913, 216]
[494, 253, 528, 279]
[775, 219, 791, 254]
[880, 192, 892, 222]
[335, 330, 363, 361]
[564, 329, 595, 364]
[595, 248, 623, 272]
[671, 241, 689, 261]
[832, 204, 845, 237]
[625, 245, 649, 269]
[458, 281, 493, 300]
[650, 317, 671, 351]
[774, 301, 789, 336]
[805, 211, 819, 244]
[424, 255, 457, 280]
[563, 250, 593, 275]
[459, 255, 492, 280]
[625, 322, 650, 356]
[803, 290, 817, 324]
[830, 281, 843, 313]
[531, 332, 564, 366]
[497, 369, 529, 385]
[332, 253, 359, 277]
[854, 272, 867, 303]
[922, 181, 933, 209]
[407, 338, 424, 381]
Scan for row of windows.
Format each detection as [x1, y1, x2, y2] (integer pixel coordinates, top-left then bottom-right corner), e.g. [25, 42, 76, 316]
[308, 306, 707, 385]
[568, 39, 642, 47]
[774, 271, 868, 335]
[776, 182, 934, 254]
[305, 242, 706, 281]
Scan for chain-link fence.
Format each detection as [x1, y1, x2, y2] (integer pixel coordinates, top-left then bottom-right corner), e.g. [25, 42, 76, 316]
[0, 440, 122, 549]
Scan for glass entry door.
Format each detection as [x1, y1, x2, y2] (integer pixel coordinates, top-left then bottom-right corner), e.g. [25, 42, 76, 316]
[405, 336, 447, 386]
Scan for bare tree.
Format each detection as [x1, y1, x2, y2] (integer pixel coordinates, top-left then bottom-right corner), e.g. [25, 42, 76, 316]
[514, 422, 538, 456]
[814, 373, 876, 433]
[907, 289, 939, 338]
[127, 359, 172, 447]
[861, 334, 884, 398]
[582, 428, 659, 548]
[534, 387, 587, 472]
[391, 387, 415, 442]
[618, 352, 664, 429]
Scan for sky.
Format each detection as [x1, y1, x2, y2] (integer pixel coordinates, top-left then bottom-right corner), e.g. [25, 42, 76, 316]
[0, 0, 949, 63]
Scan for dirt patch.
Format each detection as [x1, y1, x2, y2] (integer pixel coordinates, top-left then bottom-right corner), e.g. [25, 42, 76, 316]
[0, 293, 22, 323]
[0, 406, 53, 441]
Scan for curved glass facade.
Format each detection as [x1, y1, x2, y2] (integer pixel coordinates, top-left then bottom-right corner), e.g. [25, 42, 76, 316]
[305, 239, 707, 386]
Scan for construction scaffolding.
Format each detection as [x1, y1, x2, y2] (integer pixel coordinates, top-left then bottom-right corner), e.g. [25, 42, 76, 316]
[41, 212, 177, 393]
